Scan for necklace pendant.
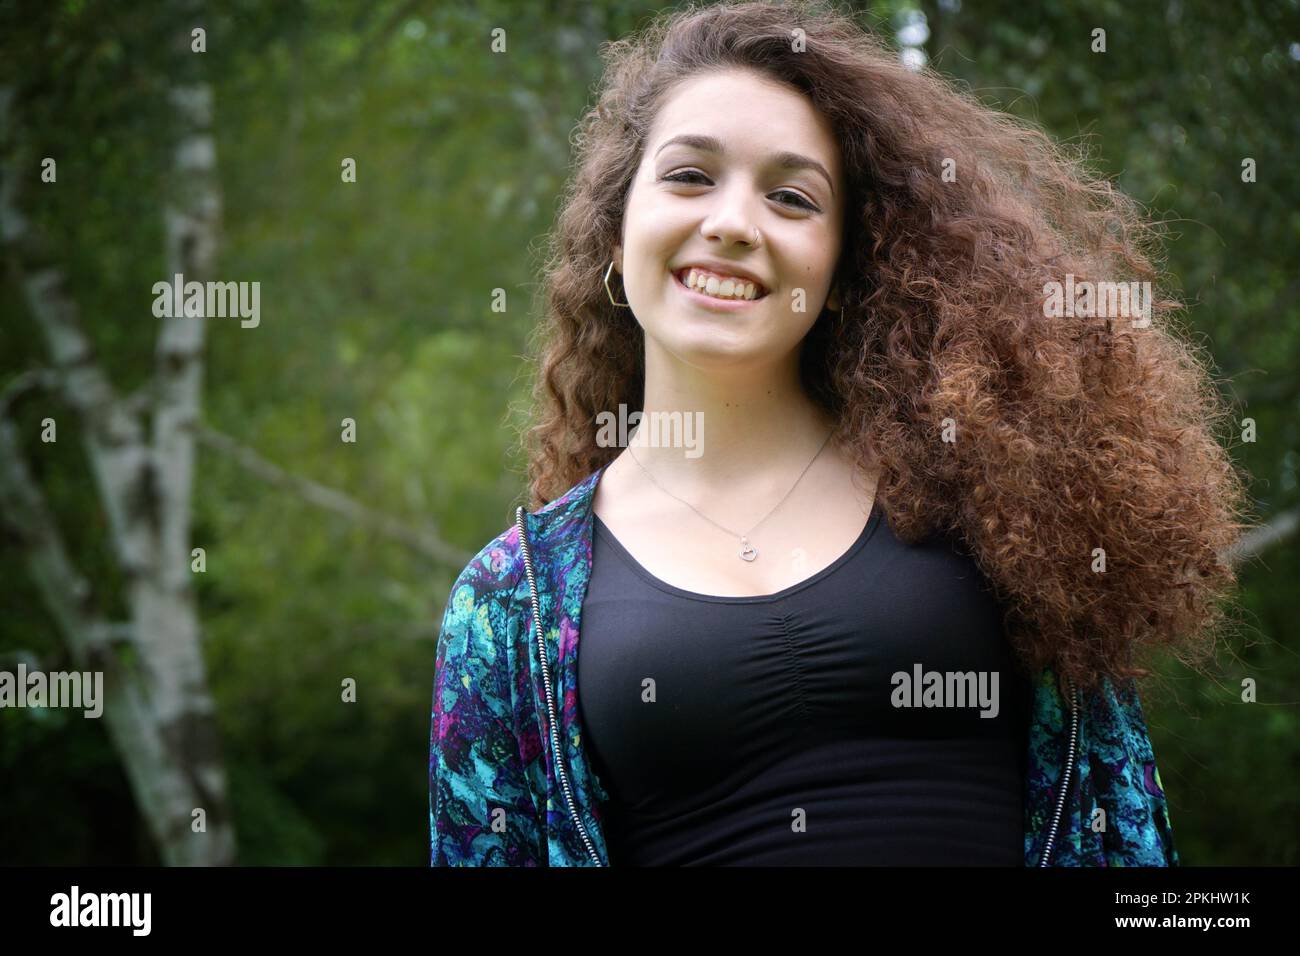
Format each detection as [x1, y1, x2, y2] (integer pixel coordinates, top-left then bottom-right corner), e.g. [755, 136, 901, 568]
[739, 537, 757, 562]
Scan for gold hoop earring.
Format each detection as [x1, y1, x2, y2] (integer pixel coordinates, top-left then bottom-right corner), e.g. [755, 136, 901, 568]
[605, 261, 630, 308]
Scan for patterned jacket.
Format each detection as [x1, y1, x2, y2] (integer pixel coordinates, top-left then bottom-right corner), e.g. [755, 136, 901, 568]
[429, 464, 1179, 866]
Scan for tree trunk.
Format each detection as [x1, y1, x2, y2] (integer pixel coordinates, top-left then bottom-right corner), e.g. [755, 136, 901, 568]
[0, 0, 236, 865]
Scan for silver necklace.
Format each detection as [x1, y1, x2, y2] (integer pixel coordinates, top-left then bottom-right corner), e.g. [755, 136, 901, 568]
[626, 428, 835, 562]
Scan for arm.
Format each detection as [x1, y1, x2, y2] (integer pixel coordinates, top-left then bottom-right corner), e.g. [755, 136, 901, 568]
[430, 540, 546, 866]
[1079, 676, 1180, 866]
[1099, 676, 1179, 866]
[1026, 669, 1179, 866]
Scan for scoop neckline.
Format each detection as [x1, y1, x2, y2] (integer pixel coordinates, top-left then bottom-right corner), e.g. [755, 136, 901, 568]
[591, 498, 882, 604]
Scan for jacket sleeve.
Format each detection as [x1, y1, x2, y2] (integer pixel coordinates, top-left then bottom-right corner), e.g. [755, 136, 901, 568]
[1103, 676, 1179, 865]
[1026, 670, 1179, 866]
[1078, 676, 1180, 866]
[430, 540, 546, 866]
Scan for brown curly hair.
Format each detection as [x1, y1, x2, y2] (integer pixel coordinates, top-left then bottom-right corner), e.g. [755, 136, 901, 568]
[519, 0, 1253, 694]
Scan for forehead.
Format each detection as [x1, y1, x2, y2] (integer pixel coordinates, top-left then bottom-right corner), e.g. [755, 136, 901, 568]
[646, 69, 841, 181]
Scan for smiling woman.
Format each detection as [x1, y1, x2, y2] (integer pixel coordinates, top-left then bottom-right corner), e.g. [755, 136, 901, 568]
[610, 68, 844, 364]
[430, 0, 1250, 867]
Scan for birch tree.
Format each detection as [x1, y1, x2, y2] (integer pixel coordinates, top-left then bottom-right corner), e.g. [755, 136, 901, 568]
[0, 10, 235, 865]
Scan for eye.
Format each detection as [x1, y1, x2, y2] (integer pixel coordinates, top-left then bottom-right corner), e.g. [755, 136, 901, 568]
[661, 169, 711, 185]
[771, 189, 819, 212]
[660, 170, 821, 212]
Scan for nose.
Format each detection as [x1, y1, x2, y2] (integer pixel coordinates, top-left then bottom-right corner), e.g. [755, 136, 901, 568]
[699, 182, 761, 248]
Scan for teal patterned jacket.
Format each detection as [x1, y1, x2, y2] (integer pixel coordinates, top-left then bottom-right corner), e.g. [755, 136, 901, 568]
[429, 464, 1179, 866]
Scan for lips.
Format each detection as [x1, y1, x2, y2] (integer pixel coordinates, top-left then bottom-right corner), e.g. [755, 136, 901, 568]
[672, 267, 770, 300]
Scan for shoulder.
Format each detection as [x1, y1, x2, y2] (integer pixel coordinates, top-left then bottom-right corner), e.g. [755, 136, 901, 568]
[448, 522, 525, 602]
[437, 522, 526, 664]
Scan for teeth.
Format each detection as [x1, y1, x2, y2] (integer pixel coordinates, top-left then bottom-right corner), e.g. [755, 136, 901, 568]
[681, 267, 762, 300]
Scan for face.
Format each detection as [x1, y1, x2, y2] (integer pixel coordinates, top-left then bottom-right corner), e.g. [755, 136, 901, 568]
[612, 68, 845, 374]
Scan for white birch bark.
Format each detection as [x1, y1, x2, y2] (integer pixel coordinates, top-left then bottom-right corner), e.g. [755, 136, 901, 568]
[0, 5, 236, 863]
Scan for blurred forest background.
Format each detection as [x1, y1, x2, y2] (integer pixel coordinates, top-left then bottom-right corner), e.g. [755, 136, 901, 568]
[1, 0, 1296, 865]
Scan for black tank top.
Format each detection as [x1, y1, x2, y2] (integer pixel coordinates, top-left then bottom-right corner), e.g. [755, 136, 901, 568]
[576, 501, 1032, 866]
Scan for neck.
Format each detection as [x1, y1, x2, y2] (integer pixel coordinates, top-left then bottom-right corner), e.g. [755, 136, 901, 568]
[626, 339, 836, 490]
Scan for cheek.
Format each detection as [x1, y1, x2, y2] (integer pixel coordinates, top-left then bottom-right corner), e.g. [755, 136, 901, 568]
[794, 242, 840, 296]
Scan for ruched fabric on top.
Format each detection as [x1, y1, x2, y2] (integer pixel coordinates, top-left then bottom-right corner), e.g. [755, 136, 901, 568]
[577, 503, 1032, 866]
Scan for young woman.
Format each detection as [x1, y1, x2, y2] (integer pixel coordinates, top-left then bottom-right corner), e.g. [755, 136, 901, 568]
[430, 0, 1248, 866]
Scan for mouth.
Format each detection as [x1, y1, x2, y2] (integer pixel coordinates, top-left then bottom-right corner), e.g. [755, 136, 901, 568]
[672, 267, 770, 306]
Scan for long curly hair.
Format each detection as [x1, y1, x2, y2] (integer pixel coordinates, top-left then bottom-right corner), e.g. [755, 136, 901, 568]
[520, 0, 1253, 694]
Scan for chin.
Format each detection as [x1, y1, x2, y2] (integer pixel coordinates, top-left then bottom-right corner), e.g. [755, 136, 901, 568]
[655, 330, 776, 374]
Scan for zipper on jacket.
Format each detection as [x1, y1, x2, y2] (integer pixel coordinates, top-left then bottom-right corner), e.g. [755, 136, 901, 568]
[1036, 675, 1079, 866]
[516, 506, 604, 866]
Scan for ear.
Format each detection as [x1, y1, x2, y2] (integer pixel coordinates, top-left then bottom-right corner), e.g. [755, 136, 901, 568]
[826, 285, 841, 311]
[612, 244, 623, 274]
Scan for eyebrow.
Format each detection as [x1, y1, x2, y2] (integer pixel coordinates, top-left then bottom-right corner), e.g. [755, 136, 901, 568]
[654, 133, 836, 198]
